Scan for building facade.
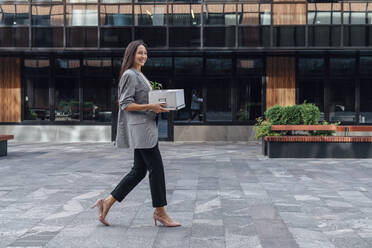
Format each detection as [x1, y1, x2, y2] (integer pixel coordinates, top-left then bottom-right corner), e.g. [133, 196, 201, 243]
[1, 0, 372, 142]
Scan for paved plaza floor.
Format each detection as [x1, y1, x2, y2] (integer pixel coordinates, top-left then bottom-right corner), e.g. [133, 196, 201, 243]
[2, 142, 372, 248]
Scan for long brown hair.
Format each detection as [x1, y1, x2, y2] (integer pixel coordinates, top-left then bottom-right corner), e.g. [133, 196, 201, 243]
[119, 40, 148, 79]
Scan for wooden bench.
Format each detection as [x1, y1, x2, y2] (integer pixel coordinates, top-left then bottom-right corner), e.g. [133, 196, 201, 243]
[264, 125, 372, 158]
[0, 135, 14, 157]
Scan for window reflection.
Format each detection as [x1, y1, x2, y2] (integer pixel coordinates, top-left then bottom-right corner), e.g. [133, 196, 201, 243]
[238, 4, 271, 25]
[170, 4, 201, 26]
[32, 5, 64, 26]
[205, 78, 232, 122]
[66, 5, 98, 26]
[55, 78, 80, 121]
[329, 58, 356, 76]
[100, 27, 132, 47]
[174, 57, 202, 74]
[55, 59, 80, 76]
[0, 27, 28, 46]
[329, 79, 355, 123]
[25, 78, 50, 121]
[307, 3, 341, 24]
[83, 58, 112, 76]
[298, 58, 325, 76]
[66, 27, 98, 47]
[169, 27, 200, 47]
[204, 27, 235, 47]
[32, 28, 63, 47]
[100, 5, 132, 26]
[298, 79, 324, 116]
[237, 77, 262, 122]
[83, 78, 112, 123]
[237, 58, 263, 74]
[134, 4, 166, 26]
[360, 80, 372, 123]
[0, 4, 29, 25]
[343, 3, 370, 24]
[204, 4, 236, 25]
[206, 58, 232, 75]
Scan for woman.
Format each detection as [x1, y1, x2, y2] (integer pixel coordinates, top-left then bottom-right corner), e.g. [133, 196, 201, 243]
[92, 40, 180, 227]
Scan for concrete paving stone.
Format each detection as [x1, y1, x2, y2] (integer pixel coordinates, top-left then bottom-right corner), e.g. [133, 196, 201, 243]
[4, 142, 372, 247]
[153, 227, 190, 248]
[260, 238, 299, 248]
[190, 237, 225, 248]
[253, 219, 294, 239]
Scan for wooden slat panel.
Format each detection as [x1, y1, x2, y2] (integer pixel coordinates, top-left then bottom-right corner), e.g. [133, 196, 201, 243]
[266, 57, 295, 109]
[0, 57, 21, 122]
[273, 3, 306, 25]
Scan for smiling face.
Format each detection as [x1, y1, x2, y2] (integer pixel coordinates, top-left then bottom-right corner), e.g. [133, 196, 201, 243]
[133, 45, 148, 68]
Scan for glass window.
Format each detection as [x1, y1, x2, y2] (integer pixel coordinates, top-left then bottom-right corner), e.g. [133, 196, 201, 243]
[298, 79, 324, 115]
[298, 58, 325, 76]
[236, 77, 262, 122]
[204, 27, 235, 47]
[343, 26, 366, 47]
[83, 78, 112, 122]
[169, 27, 200, 47]
[83, 58, 112, 76]
[174, 57, 202, 74]
[100, 5, 132, 26]
[31, 0, 62, 2]
[66, 27, 97, 47]
[204, 4, 236, 25]
[307, 3, 341, 24]
[67, 0, 97, 3]
[24, 78, 50, 121]
[100, 27, 132, 48]
[31, 5, 64, 26]
[329, 58, 356, 76]
[170, 4, 201, 26]
[134, 27, 166, 47]
[360, 80, 372, 124]
[206, 58, 232, 75]
[101, 0, 131, 3]
[237, 4, 271, 25]
[238, 26, 270, 47]
[0, 27, 28, 47]
[55, 59, 80, 76]
[0, 4, 29, 25]
[142, 57, 172, 75]
[360, 57, 372, 76]
[273, 26, 305, 47]
[237, 58, 263, 75]
[55, 78, 79, 121]
[24, 59, 50, 76]
[173, 78, 203, 123]
[32, 27, 63, 47]
[205, 78, 232, 122]
[308, 26, 341, 47]
[134, 4, 166, 26]
[329, 79, 355, 123]
[343, 3, 372, 24]
[66, 5, 98, 26]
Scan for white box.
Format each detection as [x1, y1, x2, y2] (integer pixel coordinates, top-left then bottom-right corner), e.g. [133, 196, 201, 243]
[149, 89, 185, 111]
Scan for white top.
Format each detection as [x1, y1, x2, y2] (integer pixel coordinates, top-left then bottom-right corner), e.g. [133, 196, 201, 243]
[139, 72, 152, 91]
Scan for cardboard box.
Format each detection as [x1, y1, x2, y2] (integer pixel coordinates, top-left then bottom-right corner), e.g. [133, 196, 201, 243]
[149, 89, 185, 111]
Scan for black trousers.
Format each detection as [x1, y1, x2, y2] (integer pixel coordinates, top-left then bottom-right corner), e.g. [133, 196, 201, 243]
[111, 144, 167, 208]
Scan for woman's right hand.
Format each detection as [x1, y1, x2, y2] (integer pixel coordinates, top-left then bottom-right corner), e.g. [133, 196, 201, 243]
[149, 103, 169, 113]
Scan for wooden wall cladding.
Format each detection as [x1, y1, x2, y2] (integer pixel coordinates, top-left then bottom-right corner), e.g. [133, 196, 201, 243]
[266, 57, 296, 109]
[273, 3, 306, 25]
[0, 57, 21, 122]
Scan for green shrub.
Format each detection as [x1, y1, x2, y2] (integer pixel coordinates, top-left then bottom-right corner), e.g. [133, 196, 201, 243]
[300, 103, 320, 125]
[264, 105, 283, 124]
[281, 105, 302, 125]
[253, 117, 280, 139]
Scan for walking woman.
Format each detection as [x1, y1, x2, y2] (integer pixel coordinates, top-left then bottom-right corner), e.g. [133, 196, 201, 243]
[92, 40, 180, 227]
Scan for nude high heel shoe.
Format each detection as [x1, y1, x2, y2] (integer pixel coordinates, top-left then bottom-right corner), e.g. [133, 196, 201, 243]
[153, 212, 181, 227]
[92, 199, 110, 226]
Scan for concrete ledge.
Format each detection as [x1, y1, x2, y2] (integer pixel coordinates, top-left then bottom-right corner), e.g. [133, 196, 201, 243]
[0, 125, 111, 142]
[174, 125, 255, 141]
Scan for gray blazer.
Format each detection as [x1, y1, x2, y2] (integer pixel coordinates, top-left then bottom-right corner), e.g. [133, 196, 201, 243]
[115, 68, 158, 149]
